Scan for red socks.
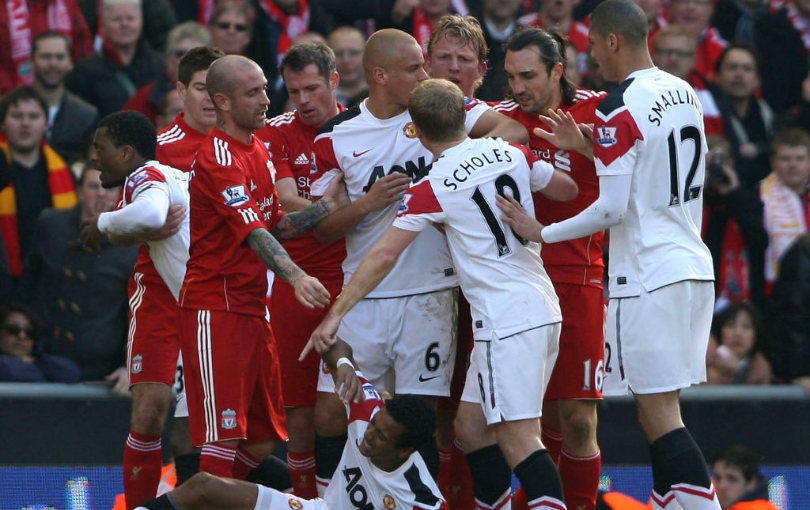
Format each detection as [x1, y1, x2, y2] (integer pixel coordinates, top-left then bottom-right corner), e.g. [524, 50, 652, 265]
[123, 431, 162, 510]
[559, 448, 601, 510]
[199, 443, 237, 478]
[288, 450, 318, 499]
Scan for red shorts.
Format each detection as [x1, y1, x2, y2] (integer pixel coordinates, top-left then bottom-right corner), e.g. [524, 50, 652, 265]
[270, 273, 343, 407]
[544, 283, 605, 401]
[127, 271, 180, 386]
[178, 308, 288, 446]
[438, 290, 472, 411]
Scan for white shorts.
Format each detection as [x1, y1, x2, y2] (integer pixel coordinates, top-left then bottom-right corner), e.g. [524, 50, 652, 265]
[255, 485, 326, 510]
[602, 280, 713, 396]
[173, 352, 188, 418]
[318, 288, 458, 396]
[460, 323, 560, 425]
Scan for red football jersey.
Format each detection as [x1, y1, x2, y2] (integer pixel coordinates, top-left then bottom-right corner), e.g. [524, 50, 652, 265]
[493, 90, 606, 288]
[256, 110, 346, 275]
[179, 128, 284, 316]
[157, 112, 209, 172]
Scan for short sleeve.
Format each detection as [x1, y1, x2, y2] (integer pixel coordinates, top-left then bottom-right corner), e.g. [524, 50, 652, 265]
[464, 97, 490, 133]
[193, 147, 265, 244]
[260, 125, 294, 181]
[593, 108, 642, 177]
[311, 134, 340, 197]
[507, 142, 554, 192]
[393, 180, 444, 232]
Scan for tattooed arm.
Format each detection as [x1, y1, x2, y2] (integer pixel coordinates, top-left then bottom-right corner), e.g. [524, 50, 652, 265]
[271, 199, 332, 242]
[247, 228, 331, 308]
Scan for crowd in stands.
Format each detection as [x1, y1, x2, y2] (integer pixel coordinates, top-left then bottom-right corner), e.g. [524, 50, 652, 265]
[0, 0, 808, 394]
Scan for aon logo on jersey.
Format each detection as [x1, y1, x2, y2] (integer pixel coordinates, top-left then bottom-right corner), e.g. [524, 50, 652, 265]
[343, 467, 373, 510]
[362, 157, 433, 193]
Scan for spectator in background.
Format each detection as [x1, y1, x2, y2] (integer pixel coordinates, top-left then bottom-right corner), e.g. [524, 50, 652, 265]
[0, 302, 81, 383]
[701, 136, 767, 311]
[387, 0, 463, 54]
[768, 232, 810, 394]
[123, 21, 211, 126]
[666, 0, 727, 81]
[713, 44, 776, 188]
[706, 302, 772, 385]
[519, 0, 590, 74]
[760, 127, 810, 290]
[17, 164, 137, 385]
[77, 0, 177, 52]
[328, 26, 369, 108]
[633, 0, 668, 45]
[66, 0, 165, 118]
[0, 86, 78, 282]
[711, 445, 779, 510]
[652, 24, 724, 136]
[30, 31, 99, 165]
[0, 0, 93, 95]
[711, 0, 808, 115]
[209, 1, 255, 56]
[472, 0, 523, 101]
[777, 0, 810, 52]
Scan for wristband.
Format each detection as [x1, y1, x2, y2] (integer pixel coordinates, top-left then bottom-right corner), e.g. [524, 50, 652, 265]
[336, 357, 354, 370]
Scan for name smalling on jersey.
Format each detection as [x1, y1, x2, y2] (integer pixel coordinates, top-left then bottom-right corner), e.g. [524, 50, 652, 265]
[647, 87, 703, 126]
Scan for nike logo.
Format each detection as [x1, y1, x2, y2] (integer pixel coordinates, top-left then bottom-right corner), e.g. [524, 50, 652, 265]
[353, 149, 372, 157]
[418, 374, 439, 382]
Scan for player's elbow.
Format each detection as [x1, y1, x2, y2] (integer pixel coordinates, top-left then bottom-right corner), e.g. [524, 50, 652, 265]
[500, 121, 529, 144]
[137, 209, 168, 232]
[375, 246, 401, 270]
[314, 223, 341, 245]
[542, 172, 578, 202]
[597, 202, 625, 227]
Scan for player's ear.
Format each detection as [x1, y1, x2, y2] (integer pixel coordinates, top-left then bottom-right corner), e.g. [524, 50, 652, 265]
[371, 66, 387, 85]
[330, 71, 340, 91]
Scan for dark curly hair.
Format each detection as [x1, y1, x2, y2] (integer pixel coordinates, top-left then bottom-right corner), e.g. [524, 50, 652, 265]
[97, 111, 157, 161]
[385, 395, 436, 451]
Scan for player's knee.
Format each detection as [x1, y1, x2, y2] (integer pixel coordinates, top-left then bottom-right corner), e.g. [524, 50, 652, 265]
[131, 401, 169, 434]
[181, 472, 218, 503]
[286, 408, 316, 439]
[559, 408, 597, 445]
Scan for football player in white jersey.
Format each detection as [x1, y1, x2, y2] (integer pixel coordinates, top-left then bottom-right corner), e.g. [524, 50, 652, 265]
[134, 339, 448, 510]
[496, 1, 721, 509]
[308, 28, 527, 482]
[307, 79, 578, 510]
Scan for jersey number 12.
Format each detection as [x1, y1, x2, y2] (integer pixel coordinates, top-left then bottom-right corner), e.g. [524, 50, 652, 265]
[667, 125, 703, 207]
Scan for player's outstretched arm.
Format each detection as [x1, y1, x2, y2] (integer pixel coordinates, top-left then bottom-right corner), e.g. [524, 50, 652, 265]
[108, 204, 186, 246]
[273, 171, 349, 241]
[302, 226, 420, 359]
[247, 228, 331, 309]
[313, 172, 412, 244]
[534, 108, 594, 160]
[320, 339, 364, 404]
[470, 109, 529, 144]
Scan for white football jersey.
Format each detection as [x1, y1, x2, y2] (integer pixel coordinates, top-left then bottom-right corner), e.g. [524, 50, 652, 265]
[394, 137, 561, 340]
[311, 99, 489, 297]
[101, 161, 190, 299]
[324, 374, 447, 510]
[592, 67, 714, 298]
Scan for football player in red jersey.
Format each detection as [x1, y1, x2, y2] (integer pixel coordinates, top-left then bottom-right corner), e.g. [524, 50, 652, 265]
[494, 28, 606, 510]
[177, 54, 345, 481]
[255, 43, 347, 499]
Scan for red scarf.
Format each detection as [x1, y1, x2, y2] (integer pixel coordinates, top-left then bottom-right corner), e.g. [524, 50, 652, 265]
[260, 0, 309, 66]
[6, 0, 74, 88]
[0, 140, 78, 276]
[717, 218, 750, 303]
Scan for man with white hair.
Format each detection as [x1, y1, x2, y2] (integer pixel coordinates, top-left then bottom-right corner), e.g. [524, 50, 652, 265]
[66, 0, 164, 117]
